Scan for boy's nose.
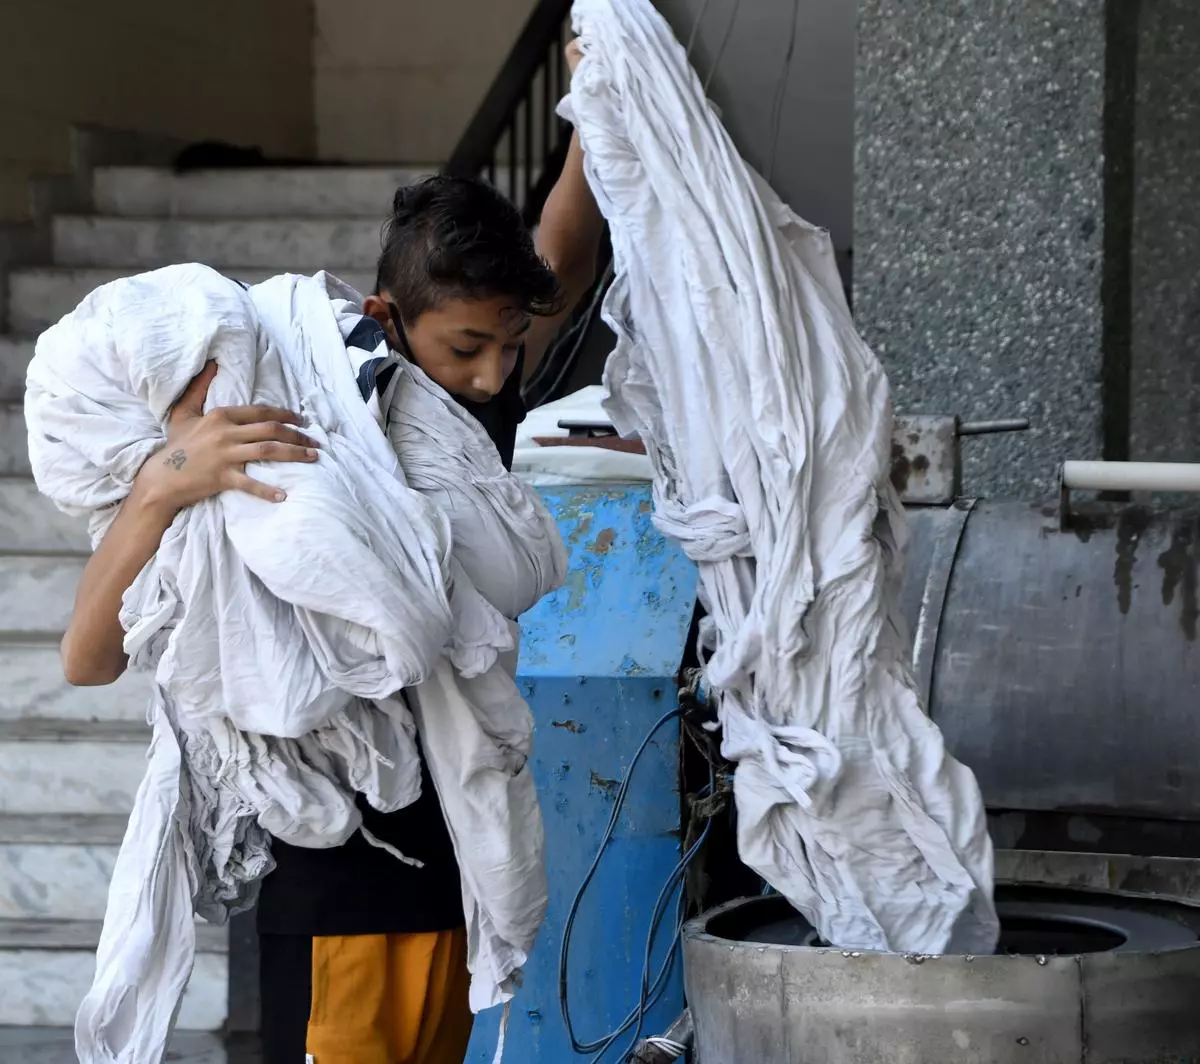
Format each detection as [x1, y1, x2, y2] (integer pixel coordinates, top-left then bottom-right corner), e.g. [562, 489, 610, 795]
[472, 352, 505, 397]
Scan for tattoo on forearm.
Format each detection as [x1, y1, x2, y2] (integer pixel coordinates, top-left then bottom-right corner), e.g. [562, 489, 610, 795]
[164, 449, 187, 470]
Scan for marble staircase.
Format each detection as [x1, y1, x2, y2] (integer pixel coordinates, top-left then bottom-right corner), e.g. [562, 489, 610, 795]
[0, 163, 433, 1059]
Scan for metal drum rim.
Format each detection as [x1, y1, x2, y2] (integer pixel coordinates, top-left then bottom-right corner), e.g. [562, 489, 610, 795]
[684, 848, 1200, 962]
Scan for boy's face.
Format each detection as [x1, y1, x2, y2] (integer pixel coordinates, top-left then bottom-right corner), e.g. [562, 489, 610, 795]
[364, 292, 530, 403]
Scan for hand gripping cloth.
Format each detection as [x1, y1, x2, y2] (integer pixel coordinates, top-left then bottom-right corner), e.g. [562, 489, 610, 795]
[567, 0, 999, 955]
[24, 264, 566, 1063]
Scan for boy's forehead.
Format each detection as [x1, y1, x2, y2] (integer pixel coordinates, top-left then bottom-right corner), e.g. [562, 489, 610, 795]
[436, 296, 531, 337]
[458, 320, 533, 341]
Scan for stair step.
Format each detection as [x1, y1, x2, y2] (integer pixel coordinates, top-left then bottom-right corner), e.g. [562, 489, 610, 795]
[0, 336, 33, 401]
[0, 401, 29, 476]
[0, 945, 226, 1029]
[0, 812, 127, 844]
[0, 718, 150, 742]
[0, 917, 226, 953]
[94, 164, 436, 218]
[54, 217, 386, 271]
[0, 815, 124, 922]
[0, 718, 148, 815]
[0, 555, 86, 637]
[0, 643, 148, 723]
[9, 267, 376, 333]
[0, 477, 90, 554]
[0, 1029, 228, 1064]
[0, 813, 241, 925]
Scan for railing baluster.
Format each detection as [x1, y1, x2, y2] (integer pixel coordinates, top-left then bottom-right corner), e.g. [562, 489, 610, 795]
[559, 19, 568, 91]
[557, 18, 568, 165]
[445, 1, 574, 224]
[508, 117, 518, 206]
[542, 50, 553, 170]
[524, 93, 535, 212]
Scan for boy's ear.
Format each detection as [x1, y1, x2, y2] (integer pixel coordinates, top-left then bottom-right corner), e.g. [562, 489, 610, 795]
[362, 293, 392, 328]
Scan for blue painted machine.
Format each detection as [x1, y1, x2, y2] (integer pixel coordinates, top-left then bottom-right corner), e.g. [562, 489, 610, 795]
[467, 484, 697, 1063]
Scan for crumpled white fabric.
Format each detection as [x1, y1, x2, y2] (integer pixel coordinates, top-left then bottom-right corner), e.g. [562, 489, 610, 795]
[24, 264, 566, 1063]
[568, 0, 999, 955]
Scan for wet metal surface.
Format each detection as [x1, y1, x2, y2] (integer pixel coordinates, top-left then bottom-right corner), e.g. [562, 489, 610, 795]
[685, 857, 1200, 1064]
[902, 502, 1200, 820]
[995, 848, 1200, 903]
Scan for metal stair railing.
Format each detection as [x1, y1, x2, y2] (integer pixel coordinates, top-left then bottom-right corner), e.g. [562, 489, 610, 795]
[444, 0, 575, 226]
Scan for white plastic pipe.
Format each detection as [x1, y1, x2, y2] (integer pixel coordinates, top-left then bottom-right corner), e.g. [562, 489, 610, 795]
[1062, 461, 1200, 494]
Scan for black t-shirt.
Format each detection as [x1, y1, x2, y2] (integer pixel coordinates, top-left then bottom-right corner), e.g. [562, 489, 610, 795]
[256, 348, 527, 937]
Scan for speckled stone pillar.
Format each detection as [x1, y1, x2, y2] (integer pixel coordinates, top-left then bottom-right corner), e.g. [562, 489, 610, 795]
[1131, 0, 1200, 464]
[854, 0, 1140, 497]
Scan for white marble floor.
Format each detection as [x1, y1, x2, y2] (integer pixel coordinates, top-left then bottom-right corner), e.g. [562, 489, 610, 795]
[0, 1030, 263, 1064]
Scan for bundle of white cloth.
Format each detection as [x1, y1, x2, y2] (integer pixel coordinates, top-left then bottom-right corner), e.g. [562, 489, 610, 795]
[567, 0, 999, 955]
[25, 264, 567, 1063]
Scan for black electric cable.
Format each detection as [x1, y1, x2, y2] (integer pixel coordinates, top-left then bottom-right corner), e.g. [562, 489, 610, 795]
[704, 0, 743, 97]
[766, 0, 802, 184]
[559, 708, 681, 1057]
[685, 0, 715, 57]
[559, 700, 726, 1064]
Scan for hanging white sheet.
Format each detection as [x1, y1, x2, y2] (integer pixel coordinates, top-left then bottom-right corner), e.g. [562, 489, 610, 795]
[567, 0, 998, 955]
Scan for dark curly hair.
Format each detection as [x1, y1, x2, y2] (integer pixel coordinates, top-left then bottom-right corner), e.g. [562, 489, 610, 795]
[374, 175, 563, 323]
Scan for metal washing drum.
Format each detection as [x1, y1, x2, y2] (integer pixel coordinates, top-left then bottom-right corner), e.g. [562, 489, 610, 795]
[682, 459, 1200, 1063]
[682, 854, 1200, 1063]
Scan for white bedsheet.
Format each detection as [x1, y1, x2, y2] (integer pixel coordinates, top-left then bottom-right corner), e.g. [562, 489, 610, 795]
[568, 0, 998, 955]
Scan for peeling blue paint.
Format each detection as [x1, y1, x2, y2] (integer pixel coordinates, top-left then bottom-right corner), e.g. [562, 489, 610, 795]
[466, 484, 695, 1063]
[520, 485, 697, 681]
[618, 655, 651, 677]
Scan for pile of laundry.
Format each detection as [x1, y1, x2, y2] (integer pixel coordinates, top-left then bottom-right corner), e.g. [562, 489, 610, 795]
[25, 264, 567, 1063]
[568, 0, 999, 955]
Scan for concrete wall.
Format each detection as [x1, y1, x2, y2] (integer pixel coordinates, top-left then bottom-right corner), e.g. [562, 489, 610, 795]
[854, 0, 1119, 497]
[0, 0, 314, 222]
[1130, 0, 1200, 464]
[309, 0, 855, 231]
[313, 0, 539, 164]
[656, 0, 855, 254]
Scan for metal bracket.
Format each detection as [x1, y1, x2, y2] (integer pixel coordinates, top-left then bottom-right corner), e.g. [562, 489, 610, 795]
[890, 416, 1028, 506]
[552, 412, 1028, 507]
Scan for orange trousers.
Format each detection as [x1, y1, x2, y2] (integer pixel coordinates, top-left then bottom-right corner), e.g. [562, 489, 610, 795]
[306, 928, 472, 1064]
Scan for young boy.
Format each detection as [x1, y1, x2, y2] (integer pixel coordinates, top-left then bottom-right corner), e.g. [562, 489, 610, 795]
[60, 45, 603, 1064]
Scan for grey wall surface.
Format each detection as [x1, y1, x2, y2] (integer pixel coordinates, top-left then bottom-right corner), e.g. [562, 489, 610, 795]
[853, 0, 1135, 497]
[854, 0, 1199, 495]
[1130, 0, 1200, 464]
[656, 0, 855, 254]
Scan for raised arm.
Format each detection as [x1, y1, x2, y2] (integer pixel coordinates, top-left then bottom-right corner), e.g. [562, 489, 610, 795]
[60, 363, 319, 685]
[524, 40, 607, 376]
